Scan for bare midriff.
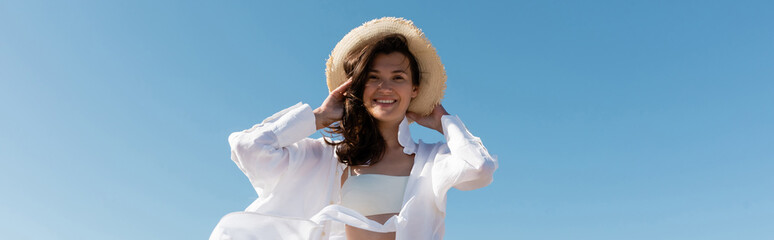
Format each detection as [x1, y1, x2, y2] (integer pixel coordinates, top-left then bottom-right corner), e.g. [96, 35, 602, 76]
[345, 213, 398, 240]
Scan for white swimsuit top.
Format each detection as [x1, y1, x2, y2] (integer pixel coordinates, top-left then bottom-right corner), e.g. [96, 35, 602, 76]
[340, 166, 409, 216]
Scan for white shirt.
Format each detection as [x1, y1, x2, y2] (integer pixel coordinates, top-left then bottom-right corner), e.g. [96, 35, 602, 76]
[210, 102, 498, 240]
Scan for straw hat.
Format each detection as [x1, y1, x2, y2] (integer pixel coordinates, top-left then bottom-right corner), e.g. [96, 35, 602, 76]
[325, 17, 446, 116]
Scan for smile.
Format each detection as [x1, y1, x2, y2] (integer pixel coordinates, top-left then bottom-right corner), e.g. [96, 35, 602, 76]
[375, 99, 397, 104]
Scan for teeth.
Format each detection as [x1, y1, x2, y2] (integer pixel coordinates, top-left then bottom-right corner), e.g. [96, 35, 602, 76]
[376, 99, 396, 104]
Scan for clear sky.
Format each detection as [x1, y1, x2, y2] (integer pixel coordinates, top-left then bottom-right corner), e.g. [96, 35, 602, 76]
[1, 0, 772, 239]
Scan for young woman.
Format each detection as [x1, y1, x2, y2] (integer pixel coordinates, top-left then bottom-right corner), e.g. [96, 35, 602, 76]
[211, 17, 498, 240]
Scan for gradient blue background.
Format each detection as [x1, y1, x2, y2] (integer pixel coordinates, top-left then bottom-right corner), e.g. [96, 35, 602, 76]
[1, 0, 772, 239]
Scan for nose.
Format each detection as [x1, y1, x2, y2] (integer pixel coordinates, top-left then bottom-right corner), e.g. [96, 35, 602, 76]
[376, 80, 392, 91]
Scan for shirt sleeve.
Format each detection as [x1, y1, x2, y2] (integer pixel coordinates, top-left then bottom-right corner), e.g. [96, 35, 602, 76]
[431, 115, 499, 210]
[227, 102, 325, 197]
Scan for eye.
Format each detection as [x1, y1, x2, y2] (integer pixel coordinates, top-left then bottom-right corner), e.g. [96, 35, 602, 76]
[368, 75, 379, 81]
[393, 76, 405, 81]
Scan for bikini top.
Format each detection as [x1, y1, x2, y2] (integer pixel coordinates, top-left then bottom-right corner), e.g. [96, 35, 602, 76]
[339, 166, 409, 217]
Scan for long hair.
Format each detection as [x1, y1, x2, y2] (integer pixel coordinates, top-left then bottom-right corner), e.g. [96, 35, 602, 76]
[324, 34, 421, 166]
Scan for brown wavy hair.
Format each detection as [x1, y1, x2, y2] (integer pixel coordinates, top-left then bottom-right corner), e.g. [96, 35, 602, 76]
[324, 34, 421, 166]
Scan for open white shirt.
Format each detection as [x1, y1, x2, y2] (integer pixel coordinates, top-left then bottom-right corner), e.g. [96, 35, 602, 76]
[210, 102, 498, 240]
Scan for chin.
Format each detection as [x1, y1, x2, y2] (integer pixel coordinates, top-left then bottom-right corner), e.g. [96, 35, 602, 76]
[368, 110, 406, 124]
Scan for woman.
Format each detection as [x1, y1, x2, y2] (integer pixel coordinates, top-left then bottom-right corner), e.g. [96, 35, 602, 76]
[210, 17, 498, 240]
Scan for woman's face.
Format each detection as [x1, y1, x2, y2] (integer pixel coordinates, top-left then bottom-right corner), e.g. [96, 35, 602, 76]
[362, 52, 418, 125]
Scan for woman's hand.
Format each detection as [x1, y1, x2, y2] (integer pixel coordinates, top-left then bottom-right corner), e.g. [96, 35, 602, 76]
[406, 104, 450, 134]
[314, 79, 353, 130]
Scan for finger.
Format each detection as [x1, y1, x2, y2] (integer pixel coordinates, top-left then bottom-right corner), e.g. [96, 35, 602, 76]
[433, 103, 443, 111]
[433, 103, 448, 115]
[405, 111, 418, 121]
[331, 79, 353, 97]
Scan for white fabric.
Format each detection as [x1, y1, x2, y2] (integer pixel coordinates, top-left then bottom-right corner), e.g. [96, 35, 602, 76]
[340, 173, 409, 216]
[210, 102, 498, 240]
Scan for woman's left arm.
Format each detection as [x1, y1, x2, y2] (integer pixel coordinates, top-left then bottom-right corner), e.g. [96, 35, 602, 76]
[407, 105, 499, 191]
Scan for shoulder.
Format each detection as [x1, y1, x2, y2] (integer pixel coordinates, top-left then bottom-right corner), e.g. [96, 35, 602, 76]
[283, 137, 340, 171]
[298, 136, 338, 152]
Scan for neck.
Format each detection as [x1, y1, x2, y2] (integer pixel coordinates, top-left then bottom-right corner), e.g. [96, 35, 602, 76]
[377, 118, 403, 149]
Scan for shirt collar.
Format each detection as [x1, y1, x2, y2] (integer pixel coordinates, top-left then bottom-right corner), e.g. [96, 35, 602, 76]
[397, 116, 417, 155]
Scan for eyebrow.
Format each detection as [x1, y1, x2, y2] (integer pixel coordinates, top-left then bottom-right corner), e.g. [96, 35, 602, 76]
[369, 69, 407, 74]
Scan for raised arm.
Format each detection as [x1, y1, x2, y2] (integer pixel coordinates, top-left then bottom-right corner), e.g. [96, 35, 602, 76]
[433, 114, 498, 190]
[408, 104, 499, 211]
[230, 79, 352, 197]
[228, 102, 321, 196]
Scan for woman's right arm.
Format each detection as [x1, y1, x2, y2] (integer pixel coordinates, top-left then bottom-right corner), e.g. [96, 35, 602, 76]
[229, 79, 352, 196]
[228, 102, 320, 197]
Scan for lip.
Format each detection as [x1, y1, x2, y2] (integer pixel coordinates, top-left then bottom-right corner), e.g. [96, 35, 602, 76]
[372, 98, 398, 107]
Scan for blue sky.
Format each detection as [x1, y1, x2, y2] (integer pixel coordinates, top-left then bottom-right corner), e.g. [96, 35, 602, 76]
[1, 0, 772, 239]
